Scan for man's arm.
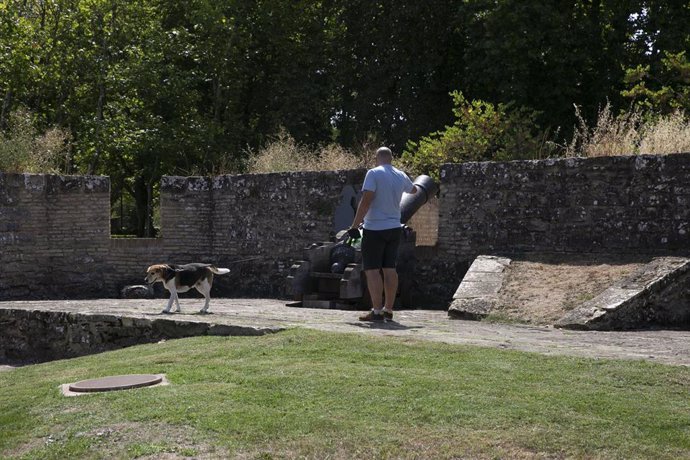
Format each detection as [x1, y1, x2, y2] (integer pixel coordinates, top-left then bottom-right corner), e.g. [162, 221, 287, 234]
[351, 190, 375, 229]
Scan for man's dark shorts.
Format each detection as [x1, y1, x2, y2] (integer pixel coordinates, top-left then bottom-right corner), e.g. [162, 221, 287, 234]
[361, 227, 402, 270]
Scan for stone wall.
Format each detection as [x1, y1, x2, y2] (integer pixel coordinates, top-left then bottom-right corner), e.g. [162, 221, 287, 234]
[438, 154, 690, 259]
[0, 174, 111, 299]
[160, 170, 366, 296]
[5, 153, 690, 302]
[0, 308, 279, 363]
[0, 170, 366, 300]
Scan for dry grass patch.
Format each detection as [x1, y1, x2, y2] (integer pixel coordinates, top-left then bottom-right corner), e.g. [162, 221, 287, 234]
[7, 421, 220, 460]
[639, 111, 690, 154]
[248, 129, 368, 173]
[493, 254, 649, 325]
[566, 103, 690, 157]
[0, 107, 71, 173]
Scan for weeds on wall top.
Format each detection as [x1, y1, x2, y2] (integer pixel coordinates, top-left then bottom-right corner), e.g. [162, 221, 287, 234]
[246, 128, 369, 174]
[566, 103, 690, 157]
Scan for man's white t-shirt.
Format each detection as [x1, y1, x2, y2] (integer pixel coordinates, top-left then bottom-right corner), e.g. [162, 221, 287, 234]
[361, 164, 415, 231]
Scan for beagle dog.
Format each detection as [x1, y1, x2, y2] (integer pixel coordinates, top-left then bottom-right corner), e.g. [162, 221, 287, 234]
[145, 263, 230, 314]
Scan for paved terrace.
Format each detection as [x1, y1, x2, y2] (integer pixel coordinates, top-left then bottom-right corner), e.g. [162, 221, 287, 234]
[1, 299, 689, 366]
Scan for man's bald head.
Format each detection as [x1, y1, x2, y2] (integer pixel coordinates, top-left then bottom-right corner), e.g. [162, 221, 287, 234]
[376, 147, 393, 165]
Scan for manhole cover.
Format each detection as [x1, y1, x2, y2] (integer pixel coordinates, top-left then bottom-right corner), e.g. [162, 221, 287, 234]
[68, 374, 163, 393]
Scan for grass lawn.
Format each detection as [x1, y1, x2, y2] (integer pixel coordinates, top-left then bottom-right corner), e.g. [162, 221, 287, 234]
[1, 329, 688, 459]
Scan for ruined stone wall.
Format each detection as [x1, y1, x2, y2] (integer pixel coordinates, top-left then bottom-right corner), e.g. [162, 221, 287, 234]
[6, 153, 690, 302]
[438, 154, 690, 259]
[0, 171, 364, 300]
[161, 170, 366, 296]
[0, 173, 111, 299]
[0, 170, 366, 299]
[0, 307, 275, 363]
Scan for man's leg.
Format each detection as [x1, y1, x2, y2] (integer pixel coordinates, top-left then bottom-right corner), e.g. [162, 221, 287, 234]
[382, 268, 398, 310]
[380, 227, 402, 319]
[365, 269, 384, 310]
[359, 229, 385, 321]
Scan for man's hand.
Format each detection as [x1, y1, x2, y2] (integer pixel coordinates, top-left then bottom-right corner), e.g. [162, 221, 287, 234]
[347, 227, 361, 239]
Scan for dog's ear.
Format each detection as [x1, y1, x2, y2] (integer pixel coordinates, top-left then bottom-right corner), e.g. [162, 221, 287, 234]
[162, 265, 176, 281]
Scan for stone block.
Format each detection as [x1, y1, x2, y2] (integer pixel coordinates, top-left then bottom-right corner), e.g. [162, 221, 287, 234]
[460, 271, 505, 283]
[467, 256, 511, 274]
[448, 255, 511, 320]
[453, 281, 502, 299]
[448, 297, 495, 320]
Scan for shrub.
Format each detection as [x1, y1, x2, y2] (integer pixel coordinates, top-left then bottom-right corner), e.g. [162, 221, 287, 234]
[247, 129, 367, 173]
[402, 91, 551, 177]
[0, 108, 71, 173]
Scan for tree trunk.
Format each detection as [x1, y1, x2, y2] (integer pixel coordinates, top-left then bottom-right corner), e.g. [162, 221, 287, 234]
[87, 11, 107, 175]
[132, 174, 158, 238]
[0, 89, 13, 130]
[213, 78, 223, 122]
[145, 180, 154, 237]
[133, 176, 147, 237]
[87, 83, 105, 175]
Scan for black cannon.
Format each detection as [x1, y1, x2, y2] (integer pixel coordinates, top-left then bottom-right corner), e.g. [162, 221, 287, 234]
[287, 175, 438, 309]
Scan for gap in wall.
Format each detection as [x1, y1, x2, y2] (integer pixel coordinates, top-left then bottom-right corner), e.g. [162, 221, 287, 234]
[110, 179, 161, 238]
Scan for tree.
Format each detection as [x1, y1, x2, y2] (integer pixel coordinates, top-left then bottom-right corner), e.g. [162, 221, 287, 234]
[461, 0, 638, 138]
[623, 51, 690, 114]
[328, 0, 465, 151]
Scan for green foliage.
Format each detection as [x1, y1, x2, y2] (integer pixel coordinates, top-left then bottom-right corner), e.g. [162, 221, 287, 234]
[622, 51, 690, 114]
[2, 1, 690, 233]
[0, 108, 70, 173]
[402, 92, 549, 176]
[461, 1, 637, 140]
[0, 330, 689, 458]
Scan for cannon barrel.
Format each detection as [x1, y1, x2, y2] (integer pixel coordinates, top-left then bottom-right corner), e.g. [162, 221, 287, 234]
[287, 174, 438, 308]
[400, 175, 439, 224]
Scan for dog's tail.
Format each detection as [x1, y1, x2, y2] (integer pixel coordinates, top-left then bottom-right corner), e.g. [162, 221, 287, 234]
[209, 266, 231, 275]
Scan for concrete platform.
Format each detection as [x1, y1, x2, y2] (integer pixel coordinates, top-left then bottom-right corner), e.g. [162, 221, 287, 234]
[62, 374, 168, 396]
[1, 299, 689, 366]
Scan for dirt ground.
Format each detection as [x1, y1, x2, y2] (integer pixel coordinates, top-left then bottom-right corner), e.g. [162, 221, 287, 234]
[494, 254, 650, 325]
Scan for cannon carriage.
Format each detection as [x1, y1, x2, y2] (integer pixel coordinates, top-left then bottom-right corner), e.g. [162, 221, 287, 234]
[286, 175, 438, 309]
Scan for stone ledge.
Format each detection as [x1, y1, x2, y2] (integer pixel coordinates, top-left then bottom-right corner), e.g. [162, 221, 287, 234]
[448, 255, 511, 320]
[555, 257, 690, 330]
[0, 308, 284, 363]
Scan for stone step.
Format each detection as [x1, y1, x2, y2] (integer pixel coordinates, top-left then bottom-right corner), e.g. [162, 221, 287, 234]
[448, 255, 511, 320]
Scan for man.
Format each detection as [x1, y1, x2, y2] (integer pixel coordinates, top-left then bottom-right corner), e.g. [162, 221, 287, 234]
[348, 146, 417, 321]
